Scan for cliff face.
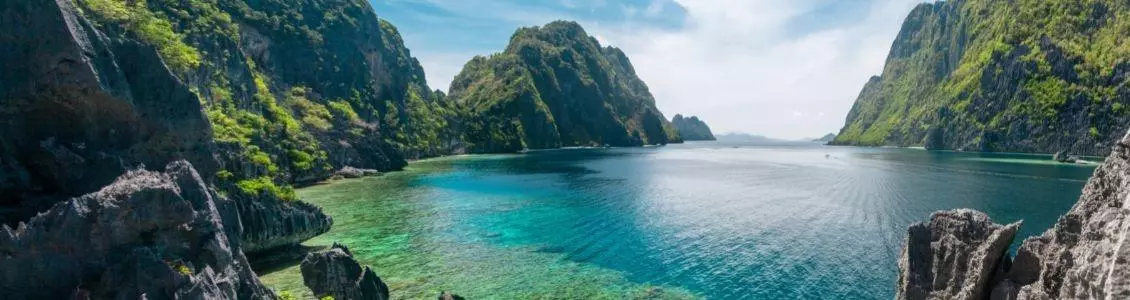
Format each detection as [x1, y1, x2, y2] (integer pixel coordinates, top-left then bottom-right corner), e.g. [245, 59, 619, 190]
[671, 114, 717, 141]
[897, 129, 1130, 299]
[0, 0, 354, 255]
[0, 0, 458, 295]
[833, 0, 1130, 156]
[449, 21, 682, 153]
[0, 0, 219, 224]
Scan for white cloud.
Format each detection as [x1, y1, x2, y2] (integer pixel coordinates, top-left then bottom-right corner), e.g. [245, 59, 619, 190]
[590, 0, 922, 139]
[417, 52, 479, 94]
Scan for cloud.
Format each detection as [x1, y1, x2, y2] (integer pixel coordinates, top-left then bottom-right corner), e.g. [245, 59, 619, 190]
[643, 0, 665, 17]
[586, 0, 922, 139]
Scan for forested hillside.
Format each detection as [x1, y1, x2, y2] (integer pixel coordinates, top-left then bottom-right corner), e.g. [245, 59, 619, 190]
[449, 21, 682, 153]
[833, 0, 1130, 155]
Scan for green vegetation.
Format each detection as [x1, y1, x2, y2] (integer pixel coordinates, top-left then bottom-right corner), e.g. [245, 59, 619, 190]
[277, 291, 298, 300]
[73, 1, 682, 208]
[171, 262, 191, 276]
[449, 21, 681, 152]
[833, 0, 1130, 155]
[236, 177, 297, 201]
[70, 0, 457, 203]
[77, 0, 202, 73]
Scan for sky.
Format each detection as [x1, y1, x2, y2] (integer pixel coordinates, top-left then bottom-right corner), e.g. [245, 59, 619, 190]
[371, 0, 927, 139]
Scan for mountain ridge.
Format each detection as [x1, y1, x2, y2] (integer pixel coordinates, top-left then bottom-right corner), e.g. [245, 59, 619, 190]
[832, 0, 1130, 155]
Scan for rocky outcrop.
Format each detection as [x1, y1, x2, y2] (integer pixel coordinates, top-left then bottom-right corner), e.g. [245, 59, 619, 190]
[301, 243, 390, 300]
[671, 114, 717, 141]
[237, 194, 333, 254]
[898, 129, 1130, 299]
[0, 161, 273, 299]
[896, 209, 1020, 300]
[1001, 130, 1130, 299]
[2, 0, 337, 256]
[335, 166, 382, 179]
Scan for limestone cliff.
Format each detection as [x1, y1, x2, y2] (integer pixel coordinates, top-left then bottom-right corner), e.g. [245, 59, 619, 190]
[1, 0, 342, 256]
[834, 0, 1130, 156]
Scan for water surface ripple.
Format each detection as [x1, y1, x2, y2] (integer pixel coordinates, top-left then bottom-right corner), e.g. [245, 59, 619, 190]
[260, 143, 1095, 299]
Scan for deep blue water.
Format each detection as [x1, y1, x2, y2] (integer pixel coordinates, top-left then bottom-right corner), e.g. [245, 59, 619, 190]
[263, 142, 1097, 299]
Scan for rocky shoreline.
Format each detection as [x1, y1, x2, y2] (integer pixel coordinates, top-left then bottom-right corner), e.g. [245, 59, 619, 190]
[0, 0, 390, 297]
[896, 129, 1130, 299]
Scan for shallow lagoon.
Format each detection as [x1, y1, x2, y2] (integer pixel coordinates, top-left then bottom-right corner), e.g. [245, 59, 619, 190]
[260, 143, 1096, 299]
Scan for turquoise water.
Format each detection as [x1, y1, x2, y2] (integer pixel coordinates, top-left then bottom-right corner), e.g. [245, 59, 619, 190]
[260, 142, 1097, 299]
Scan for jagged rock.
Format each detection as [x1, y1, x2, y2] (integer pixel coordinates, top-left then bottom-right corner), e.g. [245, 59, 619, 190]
[237, 192, 333, 254]
[0, 161, 273, 299]
[335, 166, 382, 179]
[438, 291, 466, 300]
[1001, 131, 1130, 299]
[0, 0, 217, 223]
[899, 130, 1130, 299]
[896, 209, 1021, 300]
[301, 243, 390, 300]
[1, 0, 334, 257]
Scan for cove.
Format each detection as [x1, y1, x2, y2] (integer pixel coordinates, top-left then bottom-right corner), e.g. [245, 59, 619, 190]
[258, 142, 1096, 299]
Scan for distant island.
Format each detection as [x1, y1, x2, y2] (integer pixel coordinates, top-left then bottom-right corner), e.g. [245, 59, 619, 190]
[811, 133, 837, 143]
[671, 114, 716, 141]
[714, 133, 811, 145]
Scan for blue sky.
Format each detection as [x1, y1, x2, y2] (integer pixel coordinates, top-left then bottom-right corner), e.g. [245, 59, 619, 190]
[370, 0, 926, 139]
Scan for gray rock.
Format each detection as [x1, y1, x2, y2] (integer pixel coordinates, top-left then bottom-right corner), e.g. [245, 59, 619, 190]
[896, 209, 1020, 300]
[0, 0, 333, 256]
[1005, 130, 1130, 299]
[899, 130, 1130, 299]
[335, 166, 382, 179]
[301, 243, 390, 300]
[0, 0, 217, 222]
[0, 161, 273, 299]
[237, 192, 333, 255]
